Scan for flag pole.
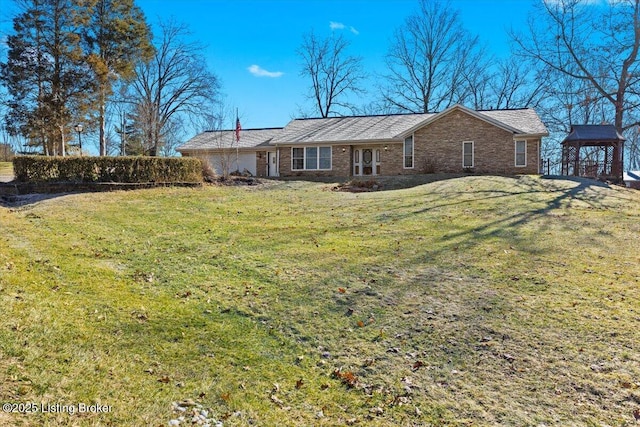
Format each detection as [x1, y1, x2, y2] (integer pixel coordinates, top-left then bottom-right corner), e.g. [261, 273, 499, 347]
[235, 108, 240, 174]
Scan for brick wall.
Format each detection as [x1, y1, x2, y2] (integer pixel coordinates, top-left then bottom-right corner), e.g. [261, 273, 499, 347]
[412, 110, 540, 174]
[274, 110, 541, 177]
[278, 145, 351, 177]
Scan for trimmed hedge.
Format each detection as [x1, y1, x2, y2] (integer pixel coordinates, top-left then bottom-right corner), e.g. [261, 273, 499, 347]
[13, 156, 203, 184]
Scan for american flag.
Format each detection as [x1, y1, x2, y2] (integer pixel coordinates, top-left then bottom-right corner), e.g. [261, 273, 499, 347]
[235, 116, 241, 142]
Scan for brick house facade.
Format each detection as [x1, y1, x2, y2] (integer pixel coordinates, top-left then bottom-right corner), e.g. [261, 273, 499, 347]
[178, 104, 547, 178]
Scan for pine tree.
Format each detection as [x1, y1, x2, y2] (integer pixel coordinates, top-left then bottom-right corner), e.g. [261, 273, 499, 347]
[1, 0, 94, 155]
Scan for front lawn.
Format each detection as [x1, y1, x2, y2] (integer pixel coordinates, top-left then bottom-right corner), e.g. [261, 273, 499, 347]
[1, 175, 639, 426]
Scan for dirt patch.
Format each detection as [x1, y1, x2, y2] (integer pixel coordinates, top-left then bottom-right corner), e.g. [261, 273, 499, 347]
[330, 174, 468, 192]
[208, 175, 264, 186]
[332, 179, 383, 192]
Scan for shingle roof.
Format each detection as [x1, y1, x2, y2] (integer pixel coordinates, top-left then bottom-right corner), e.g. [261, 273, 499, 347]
[562, 125, 625, 143]
[270, 107, 547, 145]
[480, 109, 548, 136]
[178, 128, 282, 151]
[270, 113, 434, 144]
[177, 105, 548, 151]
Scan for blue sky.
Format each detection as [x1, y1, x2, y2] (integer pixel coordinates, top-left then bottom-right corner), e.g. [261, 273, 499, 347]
[0, 0, 536, 136]
[135, 0, 536, 131]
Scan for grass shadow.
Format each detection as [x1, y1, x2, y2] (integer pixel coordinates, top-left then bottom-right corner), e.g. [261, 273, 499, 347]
[0, 192, 72, 208]
[277, 173, 469, 191]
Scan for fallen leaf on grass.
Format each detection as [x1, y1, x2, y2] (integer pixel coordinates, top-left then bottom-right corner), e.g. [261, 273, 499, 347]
[503, 353, 516, 362]
[412, 361, 425, 371]
[369, 406, 384, 415]
[295, 378, 304, 389]
[363, 358, 375, 367]
[357, 320, 365, 327]
[220, 392, 231, 402]
[338, 287, 346, 293]
[333, 369, 359, 388]
[270, 394, 285, 407]
[157, 375, 170, 383]
[130, 308, 149, 322]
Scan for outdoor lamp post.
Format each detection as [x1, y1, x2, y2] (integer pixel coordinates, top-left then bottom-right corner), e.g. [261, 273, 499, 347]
[74, 124, 83, 156]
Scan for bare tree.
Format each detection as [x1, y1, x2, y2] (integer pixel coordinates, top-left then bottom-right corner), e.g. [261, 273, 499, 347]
[512, 0, 640, 173]
[130, 19, 220, 156]
[192, 105, 238, 178]
[381, 0, 481, 113]
[533, 69, 609, 174]
[626, 127, 640, 170]
[489, 58, 545, 110]
[298, 31, 365, 118]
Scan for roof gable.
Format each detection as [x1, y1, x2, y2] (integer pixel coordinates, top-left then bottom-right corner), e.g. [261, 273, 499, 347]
[397, 104, 547, 138]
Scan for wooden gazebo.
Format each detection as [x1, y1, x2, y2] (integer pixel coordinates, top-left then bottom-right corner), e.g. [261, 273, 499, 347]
[561, 125, 625, 181]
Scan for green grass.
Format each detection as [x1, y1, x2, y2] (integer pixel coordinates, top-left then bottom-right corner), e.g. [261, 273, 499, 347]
[1, 175, 639, 426]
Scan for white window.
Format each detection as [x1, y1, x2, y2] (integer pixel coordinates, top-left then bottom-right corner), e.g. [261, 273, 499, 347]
[463, 141, 474, 168]
[404, 135, 414, 168]
[291, 146, 332, 170]
[292, 148, 304, 170]
[515, 140, 527, 167]
[319, 147, 331, 169]
[305, 147, 318, 170]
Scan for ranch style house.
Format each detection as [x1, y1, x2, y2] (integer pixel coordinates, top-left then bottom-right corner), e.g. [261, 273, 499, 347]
[177, 104, 548, 178]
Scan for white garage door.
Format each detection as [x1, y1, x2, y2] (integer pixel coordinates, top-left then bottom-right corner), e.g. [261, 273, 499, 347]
[207, 152, 256, 176]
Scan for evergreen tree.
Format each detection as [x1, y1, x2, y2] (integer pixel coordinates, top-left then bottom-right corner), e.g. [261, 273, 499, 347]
[0, 0, 93, 155]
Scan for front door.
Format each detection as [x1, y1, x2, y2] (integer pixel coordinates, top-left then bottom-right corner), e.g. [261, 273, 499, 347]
[267, 151, 278, 177]
[353, 148, 381, 176]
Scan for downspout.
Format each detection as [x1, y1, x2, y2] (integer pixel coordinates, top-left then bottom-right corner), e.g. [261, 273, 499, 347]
[538, 138, 541, 174]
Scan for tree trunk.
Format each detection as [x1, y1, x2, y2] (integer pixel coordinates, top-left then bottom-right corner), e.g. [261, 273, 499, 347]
[99, 89, 106, 156]
[613, 101, 624, 179]
[60, 125, 66, 157]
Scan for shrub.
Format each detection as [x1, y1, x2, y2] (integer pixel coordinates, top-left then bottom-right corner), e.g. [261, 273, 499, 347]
[13, 156, 203, 184]
[199, 158, 218, 183]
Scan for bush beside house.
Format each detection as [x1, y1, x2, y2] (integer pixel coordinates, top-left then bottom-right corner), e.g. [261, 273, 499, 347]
[12, 156, 203, 184]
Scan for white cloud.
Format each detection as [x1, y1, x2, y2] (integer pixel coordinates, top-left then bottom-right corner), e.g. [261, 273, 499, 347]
[329, 21, 359, 35]
[247, 65, 284, 78]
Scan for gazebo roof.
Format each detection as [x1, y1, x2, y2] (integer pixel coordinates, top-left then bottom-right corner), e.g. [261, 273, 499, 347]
[562, 125, 625, 145]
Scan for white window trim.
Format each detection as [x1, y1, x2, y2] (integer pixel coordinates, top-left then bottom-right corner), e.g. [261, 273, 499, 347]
[404, 134, 414, 169]
[291, 146, 332, 171]
[462, 141, 474, 168]
[515, 140, 527, 167]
